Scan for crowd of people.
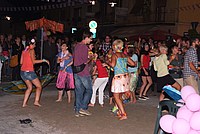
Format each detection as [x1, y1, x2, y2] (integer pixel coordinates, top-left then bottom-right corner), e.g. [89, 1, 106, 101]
[1, 30, 200, 120]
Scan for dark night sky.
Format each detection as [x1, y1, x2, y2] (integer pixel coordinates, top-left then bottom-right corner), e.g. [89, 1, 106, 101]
[0, 0, 88, 21]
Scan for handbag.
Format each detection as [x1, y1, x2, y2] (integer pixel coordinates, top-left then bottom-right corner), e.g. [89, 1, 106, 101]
[72, 63, 86, 74]
[10, 55, 18, 67]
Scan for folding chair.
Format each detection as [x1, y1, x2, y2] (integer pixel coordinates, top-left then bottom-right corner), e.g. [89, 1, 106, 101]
[154, 100, 182, 134]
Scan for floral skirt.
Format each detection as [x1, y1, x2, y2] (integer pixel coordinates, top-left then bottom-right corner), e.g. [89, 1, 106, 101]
[111, 73, 130, 93]
[56, 71, 74, 89]
[65, 72, 75, 89]
[56, 71, 67, 89]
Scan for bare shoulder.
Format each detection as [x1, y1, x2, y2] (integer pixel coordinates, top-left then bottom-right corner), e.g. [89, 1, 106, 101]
[30, 50, 36, 57]
[119, 52, 127, 58]
[114, 52, 121, 57]
[29, 49, 34, 54]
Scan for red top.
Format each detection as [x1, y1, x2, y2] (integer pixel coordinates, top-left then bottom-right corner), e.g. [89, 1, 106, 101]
[21, 50, 34, 71]
[96, 59, 108, 78]
[142, 54, 150, 69]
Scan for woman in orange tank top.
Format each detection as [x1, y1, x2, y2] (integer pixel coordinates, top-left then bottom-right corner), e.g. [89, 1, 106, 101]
[20, 39, 49, 107]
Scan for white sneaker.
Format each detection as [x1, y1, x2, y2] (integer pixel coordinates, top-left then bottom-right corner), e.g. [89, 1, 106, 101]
[138, 96, 147, 100]
[75, 112, 85, 117]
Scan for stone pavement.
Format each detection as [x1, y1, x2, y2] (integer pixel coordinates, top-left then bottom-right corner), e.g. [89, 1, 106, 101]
[0, 83, 160, 134]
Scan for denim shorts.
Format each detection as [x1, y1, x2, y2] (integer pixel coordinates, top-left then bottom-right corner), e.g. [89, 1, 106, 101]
[20, 71, 38, 81]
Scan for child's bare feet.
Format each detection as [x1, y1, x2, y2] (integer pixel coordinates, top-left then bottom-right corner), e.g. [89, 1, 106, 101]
[22, 104, 28, 107]
[34, 102, 42, 107]
[56, 99, 62, 102]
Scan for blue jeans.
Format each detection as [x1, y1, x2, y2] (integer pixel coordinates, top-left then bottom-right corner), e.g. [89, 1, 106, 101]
[20, 71, 38, 81]
[74, 74, 92, 112]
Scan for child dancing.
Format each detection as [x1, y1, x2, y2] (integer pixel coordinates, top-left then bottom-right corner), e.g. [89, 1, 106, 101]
[56, 42, 74, 103]
[107, 39, 135, 120]
[89, 51, 108, 107]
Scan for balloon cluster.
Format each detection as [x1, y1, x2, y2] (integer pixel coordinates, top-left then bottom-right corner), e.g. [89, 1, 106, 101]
[159, 86, 200, 134]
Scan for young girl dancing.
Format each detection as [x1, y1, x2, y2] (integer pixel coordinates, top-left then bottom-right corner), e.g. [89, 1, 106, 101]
[107, 39, 135, 120]
[20, 39, 49, 107]
[56, 42, 74, 103]
[89, 50, 109, 107]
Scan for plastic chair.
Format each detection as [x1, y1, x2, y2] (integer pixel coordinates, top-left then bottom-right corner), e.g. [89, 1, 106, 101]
[154, 100, 182, 134]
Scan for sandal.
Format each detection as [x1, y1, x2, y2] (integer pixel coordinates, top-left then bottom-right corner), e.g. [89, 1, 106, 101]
[119, 113, 127, 120]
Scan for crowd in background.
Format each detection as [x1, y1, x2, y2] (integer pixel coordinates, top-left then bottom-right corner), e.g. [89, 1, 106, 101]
[0, 32, 199, 90]
[1, 31, 200, 119]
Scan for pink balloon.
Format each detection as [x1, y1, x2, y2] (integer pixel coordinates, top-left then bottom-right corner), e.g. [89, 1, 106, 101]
[176, 108, 193, 122]
[179, 105, 187, 110]
[186, 94, 200, 112]
[173, 118, 190, 134]
[188, 129, 199, 134]
[190, 112, 200, 131]
[159, 115, 176, 133]
[181, 86, 196, 101]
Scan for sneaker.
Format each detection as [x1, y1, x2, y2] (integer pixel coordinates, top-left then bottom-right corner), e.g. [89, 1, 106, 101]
[138, 96, 147, 100]
[111, 106, 118, 113]
[142, 95, 149, 99]
[79, 109, 92, 116]
[75, 112, 85, 117]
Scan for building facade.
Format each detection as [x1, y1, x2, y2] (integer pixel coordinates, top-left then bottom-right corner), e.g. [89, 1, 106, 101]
[0, 0, 200, 39]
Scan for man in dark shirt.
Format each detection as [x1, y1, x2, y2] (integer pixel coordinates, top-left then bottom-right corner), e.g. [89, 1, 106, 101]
[73, 31, 93, 117]
[99, 35, 112, 54]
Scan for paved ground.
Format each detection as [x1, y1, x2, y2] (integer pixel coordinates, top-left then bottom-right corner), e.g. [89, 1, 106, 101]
[0, 83, 160, 134]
